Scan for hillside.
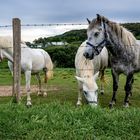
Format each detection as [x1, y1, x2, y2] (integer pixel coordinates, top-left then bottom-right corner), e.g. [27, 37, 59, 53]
[30, 23, 140, 47]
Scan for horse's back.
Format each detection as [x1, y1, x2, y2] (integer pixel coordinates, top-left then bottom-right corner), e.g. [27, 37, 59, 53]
[21, 46, 48, 72]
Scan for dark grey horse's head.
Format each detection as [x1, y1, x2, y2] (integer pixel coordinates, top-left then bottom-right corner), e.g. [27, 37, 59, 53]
[83, 14, 109, 59]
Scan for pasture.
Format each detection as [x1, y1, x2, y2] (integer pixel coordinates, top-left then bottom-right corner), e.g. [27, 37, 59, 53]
[0, 61, 140, 139]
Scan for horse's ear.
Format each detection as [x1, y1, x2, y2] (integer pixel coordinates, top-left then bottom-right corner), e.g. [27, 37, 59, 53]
[86, 18, 91, 24]
[96, 14, 102, 22]
[93, 72, 99, 80]
[75, 76, 84, 83]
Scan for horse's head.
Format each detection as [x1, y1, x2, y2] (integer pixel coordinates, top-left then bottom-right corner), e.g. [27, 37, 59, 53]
[84, 14, 109, 59]
[75, 72, 99, 106]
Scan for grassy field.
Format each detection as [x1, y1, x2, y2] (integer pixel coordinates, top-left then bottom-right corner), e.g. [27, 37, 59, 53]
[0, 66, 140, 139]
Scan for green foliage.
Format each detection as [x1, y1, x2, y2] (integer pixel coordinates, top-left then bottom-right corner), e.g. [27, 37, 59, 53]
[35, 29, 86, 45]
[122, 23, 140, 38]
[44, 45, 79, 68]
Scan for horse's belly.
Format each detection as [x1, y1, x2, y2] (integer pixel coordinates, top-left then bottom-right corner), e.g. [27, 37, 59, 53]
[32, 61, 45, 71]
[112, 63, 134, 75]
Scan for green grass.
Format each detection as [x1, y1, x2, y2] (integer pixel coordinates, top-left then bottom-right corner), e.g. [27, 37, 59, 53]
[0, 67, 140, 139]
[0, 102, 140, 139]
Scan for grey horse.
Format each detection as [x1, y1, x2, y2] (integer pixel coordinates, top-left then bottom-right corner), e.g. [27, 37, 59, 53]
[84, 14, 140, 107]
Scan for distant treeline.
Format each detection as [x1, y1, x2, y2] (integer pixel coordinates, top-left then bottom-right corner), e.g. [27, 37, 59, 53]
[29, 23, 140, 47]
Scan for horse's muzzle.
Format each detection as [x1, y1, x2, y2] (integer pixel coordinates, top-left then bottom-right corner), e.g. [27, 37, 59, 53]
[83, 52, 94, 60]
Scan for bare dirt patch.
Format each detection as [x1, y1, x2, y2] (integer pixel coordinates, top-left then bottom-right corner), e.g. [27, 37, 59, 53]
[0, 85, 59, 96]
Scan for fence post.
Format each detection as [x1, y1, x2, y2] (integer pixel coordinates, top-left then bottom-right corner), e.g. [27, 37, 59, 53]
[12, 18, 21, 103]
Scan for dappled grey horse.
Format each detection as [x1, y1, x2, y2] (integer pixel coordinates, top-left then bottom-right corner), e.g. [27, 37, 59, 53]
[84, 14, 140, 107]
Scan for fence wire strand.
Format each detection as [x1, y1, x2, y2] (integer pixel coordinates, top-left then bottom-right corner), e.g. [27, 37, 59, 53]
[0, 23, 88, 28]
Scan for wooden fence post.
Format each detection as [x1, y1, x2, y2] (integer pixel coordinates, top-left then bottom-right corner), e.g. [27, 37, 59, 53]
[12, 18, 21, 103]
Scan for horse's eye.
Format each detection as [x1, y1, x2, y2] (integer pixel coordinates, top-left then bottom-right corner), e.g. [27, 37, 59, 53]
[83, 91, 88, 95]
[94, 32, 99, 37]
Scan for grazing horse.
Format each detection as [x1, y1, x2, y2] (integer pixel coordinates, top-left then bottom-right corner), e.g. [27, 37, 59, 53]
[75, 41, 108, 106]
[84, 14, 140, 107]
[0, 36, 53, 106]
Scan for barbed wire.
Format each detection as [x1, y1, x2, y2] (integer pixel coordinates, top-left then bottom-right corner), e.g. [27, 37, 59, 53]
[0, 23, 88, 28]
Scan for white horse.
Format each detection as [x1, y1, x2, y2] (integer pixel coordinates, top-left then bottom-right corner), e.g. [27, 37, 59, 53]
[75, 41, 108, 106]
[0, 36, 53, 106]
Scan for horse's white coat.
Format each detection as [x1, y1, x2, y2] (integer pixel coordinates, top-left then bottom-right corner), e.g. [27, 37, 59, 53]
[75, 41, 108, 106]
[0, 36, 53, 106]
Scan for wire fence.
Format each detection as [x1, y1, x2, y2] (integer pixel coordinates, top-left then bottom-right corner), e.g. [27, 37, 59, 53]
[0, 23, 88, 42]
[0, 23, 88, 28]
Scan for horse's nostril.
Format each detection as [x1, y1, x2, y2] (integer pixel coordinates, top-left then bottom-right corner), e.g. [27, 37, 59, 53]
[83, 52, 89, 58]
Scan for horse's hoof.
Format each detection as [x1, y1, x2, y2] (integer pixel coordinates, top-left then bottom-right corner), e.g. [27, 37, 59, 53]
[123, 102, 129, 108]
[100, 92, 104, 95]
[43, 92, 47, 97]
[26, 101, 32, 108]
[100, 90, 104, 95]
[37, 92, 43, 96]
[76, 101, 82, 106]
[26, 104, 32, 108]
[109, 103, 113, 109]
[109, 101, 116, 109]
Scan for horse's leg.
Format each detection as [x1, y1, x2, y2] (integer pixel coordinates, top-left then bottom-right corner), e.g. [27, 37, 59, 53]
[124, 73, 134, 107]
[129, 77, 134, 97]
[42, 68, 48, 96]
[36, 73, 43, 95]
[77, 83, 82, 106]
[109, 69, 119, 108]
[8, 61, 13, 76]
[99, 70, 105, 95]
[25, 70, 32, 106]
[36, 73, 43, 96]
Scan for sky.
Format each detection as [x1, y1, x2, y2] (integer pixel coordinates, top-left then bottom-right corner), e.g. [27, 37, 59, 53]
[0, 0, 140, 42]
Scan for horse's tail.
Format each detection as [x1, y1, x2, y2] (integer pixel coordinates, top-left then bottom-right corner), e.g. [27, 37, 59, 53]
[44, 52, 53, 83]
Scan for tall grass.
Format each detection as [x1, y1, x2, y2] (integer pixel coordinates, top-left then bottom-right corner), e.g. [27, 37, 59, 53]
[0, 102, 140, 140]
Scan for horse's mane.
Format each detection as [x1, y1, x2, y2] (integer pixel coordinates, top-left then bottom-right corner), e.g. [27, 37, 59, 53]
[89, 16, 137, 48]
[107, 19, 136, 47]
[75, 41, 94, 76]
[0, 36, 28, 49]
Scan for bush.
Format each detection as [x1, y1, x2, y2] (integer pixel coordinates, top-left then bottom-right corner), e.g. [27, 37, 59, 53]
[44, 45, 79, 68]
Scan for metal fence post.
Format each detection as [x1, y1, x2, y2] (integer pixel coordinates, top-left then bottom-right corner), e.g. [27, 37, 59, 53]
[12, 18, 21, 103]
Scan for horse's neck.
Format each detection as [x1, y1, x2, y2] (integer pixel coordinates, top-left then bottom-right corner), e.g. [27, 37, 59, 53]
[107, 25, 136, 48]
[1, 48, 13, 62]
[108, 27, 123, 48]
[107, 26, 138, 58]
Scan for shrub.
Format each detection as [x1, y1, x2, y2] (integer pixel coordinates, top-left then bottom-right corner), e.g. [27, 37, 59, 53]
[44, 45, 79, 68]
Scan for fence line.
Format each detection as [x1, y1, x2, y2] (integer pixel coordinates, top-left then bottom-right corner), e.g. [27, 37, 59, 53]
[0, 23, 88, 28]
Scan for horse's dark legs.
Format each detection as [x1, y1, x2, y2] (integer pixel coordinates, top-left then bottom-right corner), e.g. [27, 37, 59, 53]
[124, 73, 134, 107]
[99, 70, 105, 95]
[109, 69, 119, 108]
[129, 77, 134, 97]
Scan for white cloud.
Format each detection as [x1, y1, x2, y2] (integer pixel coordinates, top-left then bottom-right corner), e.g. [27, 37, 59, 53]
[0, 25, 88, 42]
